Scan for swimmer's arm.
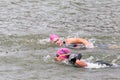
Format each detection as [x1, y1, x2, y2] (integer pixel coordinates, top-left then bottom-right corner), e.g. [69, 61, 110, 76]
[66, 38, 94, 48]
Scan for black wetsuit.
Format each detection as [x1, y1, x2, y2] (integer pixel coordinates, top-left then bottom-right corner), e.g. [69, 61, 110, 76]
[63, 41, 86, 49]
[68, 53, 82, 65]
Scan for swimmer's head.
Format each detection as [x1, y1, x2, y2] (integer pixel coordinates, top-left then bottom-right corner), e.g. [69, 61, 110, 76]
[57, 48, 70, 55]
[56, 48, 70, 59]
[50, 34, 59, 42]
[50, 34, 63, 46]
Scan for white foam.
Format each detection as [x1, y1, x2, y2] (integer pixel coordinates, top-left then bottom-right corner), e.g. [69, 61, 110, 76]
[38, 38, 49, 44]
[43, 55, 51, 62]
[85, 62, 109, 69]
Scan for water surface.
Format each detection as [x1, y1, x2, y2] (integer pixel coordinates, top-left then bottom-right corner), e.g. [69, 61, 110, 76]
[0, 0, 120, 80]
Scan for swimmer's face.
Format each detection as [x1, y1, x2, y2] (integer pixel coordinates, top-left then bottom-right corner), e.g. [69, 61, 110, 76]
[53, 39, 63, 46]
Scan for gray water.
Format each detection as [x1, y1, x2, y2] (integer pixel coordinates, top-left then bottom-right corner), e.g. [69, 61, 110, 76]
[0, 0, 120, 80]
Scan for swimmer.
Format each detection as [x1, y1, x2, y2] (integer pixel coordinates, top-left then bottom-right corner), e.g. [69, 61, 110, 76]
[50, 34, 94, 49]
[55, 48, 87, 67]
[55, 48, 113, 68]
[50, 34, 120, 49]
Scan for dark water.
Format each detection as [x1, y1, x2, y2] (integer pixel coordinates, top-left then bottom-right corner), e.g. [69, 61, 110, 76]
[0, 0, 120, 80]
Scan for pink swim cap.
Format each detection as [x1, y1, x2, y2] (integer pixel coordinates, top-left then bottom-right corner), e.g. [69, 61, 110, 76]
[50, 34, 59, 42]
[57, 48, 70, 55]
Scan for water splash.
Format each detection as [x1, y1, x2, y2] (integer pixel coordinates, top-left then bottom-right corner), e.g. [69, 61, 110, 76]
[61, 59, 69, 65]
[85, 62, 110, 69]
[88, 38, 96, 44]
[112, 55, 120, 63]
[86, 56, 94, 62]
[43, 55, 51, 62]
[38, 38, 50, 44]
[85, 61, 118, 69]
